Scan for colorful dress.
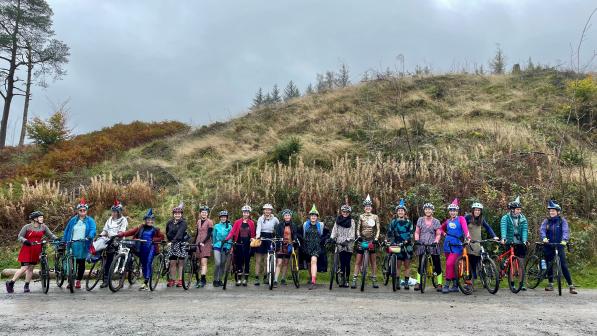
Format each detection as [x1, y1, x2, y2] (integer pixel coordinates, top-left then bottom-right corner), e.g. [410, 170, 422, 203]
[195, 218, 214, 258]
[166, 218, 188, 259]
[17, 224, 57, 264]
[440, 216, 470, 280]
[387, 217, 413, 260]
[302, 221, 323, 257]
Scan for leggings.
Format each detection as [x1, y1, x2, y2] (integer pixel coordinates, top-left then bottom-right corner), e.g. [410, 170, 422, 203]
[444, 252, 461, 280]
[102, 252, 115, 282]
[545, 246, 573, 286]
[235, 242, 251, 274]
[468, 254, 481, 279]
[139, 247, 155, 281]
[417, 254, 442, 276]
[213, 249, 227, 281]
[339, 251, 352, 279]
[76, 259, 86, 281]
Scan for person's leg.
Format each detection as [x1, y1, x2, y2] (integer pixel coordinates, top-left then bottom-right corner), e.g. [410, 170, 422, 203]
[213, 250, 221, 282]
[275, 258, 283, 282]
[339, 251, 350, 285]
[558, 247, 573, 287]
[11, 266, 28, 282]
[145, 249, 154, 284]
[243, 246, 251, 276]
[396, 260, 402, 282]
[370, 252, 377, 278]
[432, 254, 443, 289]
[169, 260, 177, 283]
[281, 258, 289, 283]
[310, 256, 318, 286]
[103, 252, 114, 285]
[351, 252, 362, 287]
[76, 259, 85, 281]
[403, 259, 411, 289]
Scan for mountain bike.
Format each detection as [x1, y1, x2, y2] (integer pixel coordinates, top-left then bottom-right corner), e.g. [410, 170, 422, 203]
[474, 239, 500, 295]
[149, 241, 170, 291]
[328, 239, 349, 290]
[222, 241, 237, 290]
[108, 238, 145, 292]
[31, 241, 51, 294]
[495, 243, 525, 293]
[450, 242, 473, 295]
[382, 241, 407, 292]
[51, 241, 66, 288]
[86, 237, 118, 291]
[356, 239, 377, 292]
[527, 242, 573, 296]
[58, 238, 88, 293]
[182, 243, 199, 290]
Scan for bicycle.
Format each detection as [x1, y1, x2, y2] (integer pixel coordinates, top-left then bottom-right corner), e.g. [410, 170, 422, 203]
[261, 238, 284, 290]
[328, 239, 350, 290]
[355, 239, 378, 292]
[149, 241, 170, 291]
[413, 242, 440, 294]
[30, 240, 51, 294]
[527, 242, 572, 296]
[494, 242, 526, 294]
[108, 238, 145, 292]
[51, 240, 66, 288]
[449, 242, 474, 295]
[86, 237, 118, 291]
[382, 241, 407, 292]
[473, 239, 500, 295]
[290, 240, 301, 288]
[182, 243, 199, 290]
[222, 241, 237, 290]
[57, 238, 88, 293]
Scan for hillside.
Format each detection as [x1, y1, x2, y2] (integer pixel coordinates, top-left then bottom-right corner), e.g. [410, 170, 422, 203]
[1, 69, 596, 276]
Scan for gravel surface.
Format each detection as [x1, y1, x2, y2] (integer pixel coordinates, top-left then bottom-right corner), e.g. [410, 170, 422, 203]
[1, 281, 595, 336]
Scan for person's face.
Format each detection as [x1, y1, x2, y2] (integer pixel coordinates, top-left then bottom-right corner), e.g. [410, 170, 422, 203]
[341, 210, 349, 218]
[173, 212, 182, 220]
[548, 209, 558, 218]
[111, 211, 120, 219]
[310, 214, 318, 222]
[449, 209, 458, 218]
[264, 208, 272, 216]
[220, 215, 228, 223]
[473, 209, 481, 217]
[35, 216, 44, 224]
[397, 209, 405, 218]
[200, 210, 208, 219]
[424, 208, 433, 217]
[145, 218, 154, 226]
[283, 214, 292, 222]
[78, 208, 87, 217]
[242, 211, 250, 219]
[513, 208, 522, 216]
[364, 205, 372, 213]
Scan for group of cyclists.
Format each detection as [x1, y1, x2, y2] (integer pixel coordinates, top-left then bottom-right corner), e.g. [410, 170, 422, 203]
[5, 194, 578, 295]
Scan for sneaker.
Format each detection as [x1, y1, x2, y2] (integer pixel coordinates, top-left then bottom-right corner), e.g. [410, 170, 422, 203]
[5, 281, 14, 294]
[23, 283, 30, 293]
[100, 282, 109, 289]
[254, 277, 260, 286]
[195, 281, 201, 288]
[350, 276, 357, 289]
[442, 284, 450, 294]
[176, 280, 183, 288]
[436, 285, 443, 292]
[242, 279, 247, 286]
[545, 283, 554, 291]
[280, 279, 287, 286]
[75, 280, 81, 289]
[213, 281, 220, 287]
[372, 277, 379, 289]
[414, 283, 421, 291]
[139, 283, 148, 291]
[308, 282, 316, 290]
[404, 281, 410, 290]
[449, 284, 459, 293]
[343, 281, 349, 288]
[273, 281, 278, 288]
[167, 280, 175, 288]
[521, 286, 527, 291]
[235, 278, 242, 286]
[569, 286, 578, 294]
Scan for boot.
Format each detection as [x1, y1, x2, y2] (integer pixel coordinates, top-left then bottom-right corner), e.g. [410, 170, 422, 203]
[449, 281, 459, 292]
[414, 283, 421, 291]
[404, 277, 410, 290]
[213, 281, 219, 287]
[254, 276, 260, 286]
[545, 283, 554, 291]
[23, 282, 30, 293]
[569, 285, 578, 294]
[371, 276, 379, 289]
[242, 274, 248, 286]
[5, 281, 14, 294]
[273, 281, 278, 288]
[350, 275, 357, 289]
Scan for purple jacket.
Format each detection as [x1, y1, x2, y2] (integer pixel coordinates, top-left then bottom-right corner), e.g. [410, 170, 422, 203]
[540, 216, 569, 243]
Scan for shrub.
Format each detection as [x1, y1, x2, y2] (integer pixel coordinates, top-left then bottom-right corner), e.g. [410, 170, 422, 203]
[269, 137, 302, 164]
[26, 110, 72, 149]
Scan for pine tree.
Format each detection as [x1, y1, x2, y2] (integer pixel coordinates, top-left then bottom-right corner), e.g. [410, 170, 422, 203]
[305, 83, 314, 95]
[271, 84, 281, 103]
[264, 92, 273, 105]
[336, 63, 350, 88]
[489, 44, 506, 74]
[252, 87, 264, 109]
[325, 71, 335, 90]
[284, 81, 300, 102]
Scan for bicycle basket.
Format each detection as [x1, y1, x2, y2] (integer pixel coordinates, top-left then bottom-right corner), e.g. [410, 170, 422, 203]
[388, 246, 402, 254]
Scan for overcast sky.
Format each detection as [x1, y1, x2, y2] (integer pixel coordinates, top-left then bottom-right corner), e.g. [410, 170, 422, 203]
[4, 0, 596, 145]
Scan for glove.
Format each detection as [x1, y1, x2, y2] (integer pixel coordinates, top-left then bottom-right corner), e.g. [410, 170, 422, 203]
[543, 238, 549, 243]
[117, 232, 125, 238]
[561, 241, 567, 246]
[23, 240, 32, 246]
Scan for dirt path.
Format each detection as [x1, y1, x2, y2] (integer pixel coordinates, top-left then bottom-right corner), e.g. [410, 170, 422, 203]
[1, 282, 595, 336]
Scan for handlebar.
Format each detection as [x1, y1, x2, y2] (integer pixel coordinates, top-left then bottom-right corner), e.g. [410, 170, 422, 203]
[535, 241, 573, 246]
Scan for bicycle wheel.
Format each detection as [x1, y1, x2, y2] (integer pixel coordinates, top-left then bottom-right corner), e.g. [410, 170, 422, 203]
[479, 257, 499, 294]
[128, 256, 140, 285]
[54, 255, 65, 288]
[66, 257, 75, 294]
[222, 252, 233, 290]
[182, 255, 194, 290]
[391, 255, 397, 292]
[507, 256, 524, 294]
[40, 256, 50, 294]
[419, 255, 428, 294]
[291, 253, 300, 288]
[455, 256, 473, 295]
[268, 255, 275, 290]
[555, 254, 562, 296]
[382, 254, 390, 286]
[524, 255, 543, 290]
[428, 256, 439, 289]
[149, 254, 163, 291]
[108, 254, 126, 293]
[360, 251, 368, 292]
[86, 258, 104, 291]
[329, 252, 339, 290]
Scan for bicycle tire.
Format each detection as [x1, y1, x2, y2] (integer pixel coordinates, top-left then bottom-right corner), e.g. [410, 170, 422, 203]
[86, 258, 103, 291]
[222, 252, 234, 290]
[455, 256, 473, 295]
[524, 255, 543, 290]
[149, 254, 163, 291]
[267, 254, 274, 290]
[182, 255, 193, 290]
[54, 254, 65, 288]
[108, 254, 126, 293]
[67, 257, 75, 294]
[41, 256, 50, 294]
[479, 257, 499, 294]
[555, 254, 562, 296]
[330, 252, 339, 290]
[391, 254, 397, 292]
[360, 251, 368, 292]
[291, 253, 300, 288]
[420, 255, 428, 294]
[128, 256, 140, 285]
[382, 254, 390, 286]
[430, 255, 439, 289]
[507, 256, 524, 294]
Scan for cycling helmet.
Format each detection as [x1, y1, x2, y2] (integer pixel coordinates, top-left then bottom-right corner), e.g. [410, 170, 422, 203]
[447, 198, 459, 211]
[262, 203, 274, 210]
[395, 199, 407, 212]
[111, 199, 123, 212]
[340, 204, 352, 213]
[241, 205, 252, 212]
[422, 203, 435, 211]
[547, 200, 561, 211]
[29, 211, 44, 220]
[363, 194, 373, 206]
[218, 210, 229, 217]
[281, 209, 293, 216]
[198, 205, 210, 213]
[508, 196, 521, 210]
[471, 202, 484, 210]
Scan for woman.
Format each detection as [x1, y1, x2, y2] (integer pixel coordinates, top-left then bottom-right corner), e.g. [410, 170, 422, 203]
[91, 199, 128, 288]
[440, 198, 470, 294]
[540, 200, 577, 294]
[195, 205, 213, 288]
[387, 199, 413, 290]
[464, 202, 498, 288]
[212, 210, 232, 288]
[225, 205, 256, 286]
[254, 203, 279, 286]
[414, 203, 443, 292]
[5, 211, 57, 293]
[352, 194, 381, 289]
[62, 198, 97, 289]
[166, 202, 188, 288]
[330, 204, 355, 288]
[118, 208, 165, 290]
[499, 196, 528, 291]
[303, 204, 324, 290]
[273, 209, 297, 287]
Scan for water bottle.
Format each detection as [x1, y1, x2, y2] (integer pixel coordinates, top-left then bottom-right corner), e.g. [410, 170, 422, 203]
[540, 259, 547, 270]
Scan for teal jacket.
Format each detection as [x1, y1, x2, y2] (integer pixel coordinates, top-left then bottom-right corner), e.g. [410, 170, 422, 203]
[500, 213, 528, 243]
[212, 221, 232, 250]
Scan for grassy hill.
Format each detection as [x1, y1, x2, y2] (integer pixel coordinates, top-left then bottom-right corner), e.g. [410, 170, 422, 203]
[1, 69, 596, 284]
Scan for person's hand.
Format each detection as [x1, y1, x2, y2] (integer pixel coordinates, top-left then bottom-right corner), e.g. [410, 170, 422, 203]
[23, 240, 31, 246]
[561, 241, 567, 246]
[500, 239, 506, 245]
[493, 237, 499, 241]
[200, 243, 205, 247]
[117, 232, 124, 238]
[543, 238, 549, 243]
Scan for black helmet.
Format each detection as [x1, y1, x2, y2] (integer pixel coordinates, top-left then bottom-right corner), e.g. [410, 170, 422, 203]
[29, 211, 44, 220]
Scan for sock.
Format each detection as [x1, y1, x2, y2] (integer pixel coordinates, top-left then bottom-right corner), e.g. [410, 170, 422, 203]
[437, 273, 443, 285]
[416, 273, 421, 283]
[311, 276, 316, 284]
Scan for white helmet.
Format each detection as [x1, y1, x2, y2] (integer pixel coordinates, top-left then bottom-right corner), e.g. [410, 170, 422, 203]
[471, 202, 484, 210]
[241, 205, 252, 212]
[262, 203, 274, 210]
